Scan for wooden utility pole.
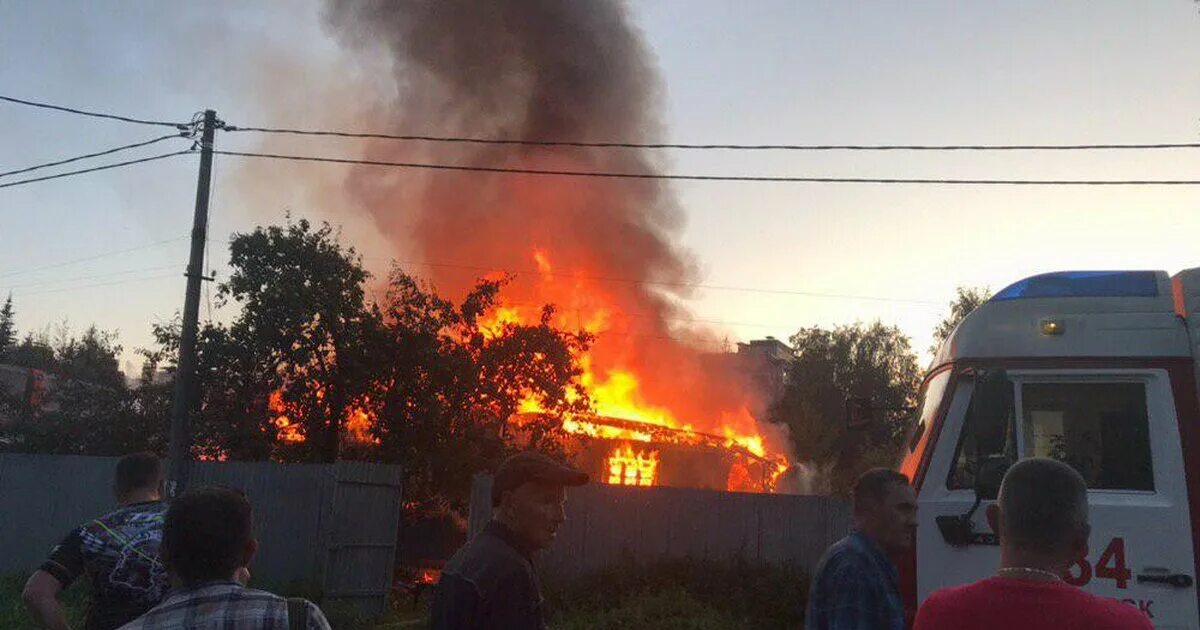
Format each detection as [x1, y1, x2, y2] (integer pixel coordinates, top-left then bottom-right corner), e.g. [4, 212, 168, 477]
[167, 109, 217, 497]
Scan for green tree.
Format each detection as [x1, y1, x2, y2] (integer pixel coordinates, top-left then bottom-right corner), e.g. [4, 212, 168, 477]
[3, 325, 165, 455]
[2, 379, 165, 456]
[2, 324, 125, 386]
[139, 219, 588, 510]
[139, 318, 281, 461]
[141, 219, 382, 462]
[0, 294, 15, 360]
[218, 219, 381, 462]
[6, 333, 55, 371]
[930, 286, 991, 354]
[55, 326, 126, 389]
[372, 270, 590, 510]
[769, 322, 920, 494]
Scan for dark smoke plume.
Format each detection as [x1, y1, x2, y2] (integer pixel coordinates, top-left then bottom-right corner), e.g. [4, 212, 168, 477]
[319, 0, 782, 444]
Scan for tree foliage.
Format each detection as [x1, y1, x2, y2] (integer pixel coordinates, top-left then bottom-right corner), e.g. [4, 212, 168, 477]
[0, 294, 15, 360]
[930, 286, 991, 354]
[2, 322, 165, 455]
[371, 271, 590, 507]
[221, 219, 379, 462]
[769, 322, 920, 494]
[133, 218, 589, 510]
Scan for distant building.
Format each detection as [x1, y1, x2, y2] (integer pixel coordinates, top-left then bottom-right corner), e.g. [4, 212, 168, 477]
[736, 337, 792, 404]
[126, 365, 172, 389]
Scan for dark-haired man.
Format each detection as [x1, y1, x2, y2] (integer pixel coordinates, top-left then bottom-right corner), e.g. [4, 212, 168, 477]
[24, 452, 169, 630]
[806, 468, 917, 630]
[431, 450, 590, 630]
[915, 458, 1150, 629]
[118, 486, 330, 629]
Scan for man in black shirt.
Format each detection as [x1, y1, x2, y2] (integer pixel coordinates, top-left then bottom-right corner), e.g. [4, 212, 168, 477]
[23, 453, 169, 630]
[430, 451, 589, 630]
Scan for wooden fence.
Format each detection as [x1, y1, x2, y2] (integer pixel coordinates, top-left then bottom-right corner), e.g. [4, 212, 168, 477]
[0, 454, 402, 614]
[468, 474, 851, 579]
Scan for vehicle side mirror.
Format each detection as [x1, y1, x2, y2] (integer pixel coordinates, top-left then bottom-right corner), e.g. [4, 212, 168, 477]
[937, 456, 1011, 547]
[975, 455, 1010, 502]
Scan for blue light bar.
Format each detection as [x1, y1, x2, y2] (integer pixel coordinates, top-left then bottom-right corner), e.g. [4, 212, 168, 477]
[992, 271, 1159, 301]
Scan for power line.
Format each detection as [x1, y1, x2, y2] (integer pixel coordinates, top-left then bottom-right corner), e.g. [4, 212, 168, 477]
[7, 94, 1198, 152]
[0, 133, 188, 178]
[0, 95, 190, 129]
[223, 124, 1200, 152]
[0, 150, 193, 190]
[0, 235, 188, 278]
[383, 258, 941, 305]
[11, 272, 179, 298]
[214, 149, 1200, 186]
[0, 265, 180, 291]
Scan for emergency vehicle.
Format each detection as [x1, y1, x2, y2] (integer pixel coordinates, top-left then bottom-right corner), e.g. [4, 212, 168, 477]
[898, 269, 1200, 628]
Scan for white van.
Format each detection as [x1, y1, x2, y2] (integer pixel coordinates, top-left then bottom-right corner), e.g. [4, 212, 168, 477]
[898, 269, 1200, 628]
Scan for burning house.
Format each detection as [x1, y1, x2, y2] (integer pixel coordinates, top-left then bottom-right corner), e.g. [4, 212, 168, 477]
[512, 410, 789, 492]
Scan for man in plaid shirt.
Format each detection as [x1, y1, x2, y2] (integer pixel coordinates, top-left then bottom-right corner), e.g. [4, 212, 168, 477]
[806, 469, 917, 630]
[119, 487, 330, 630]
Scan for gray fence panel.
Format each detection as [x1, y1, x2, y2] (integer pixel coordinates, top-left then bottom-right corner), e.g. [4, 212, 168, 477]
[0, 454, 402, 616]
[190, 460, 332, 585]
[468, 474, 851, 581]
[320, 461, 404, 615]
[0, 454, 122, 574]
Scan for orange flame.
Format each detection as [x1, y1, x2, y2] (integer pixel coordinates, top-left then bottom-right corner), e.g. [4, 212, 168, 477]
[417, 569, 440, 585]
[268, 388, 379, 446]
[269, 390, 306, 443]
[480, 249, 791, 492]
[606, 444, 658, 487]
[259, 247, 790, 489]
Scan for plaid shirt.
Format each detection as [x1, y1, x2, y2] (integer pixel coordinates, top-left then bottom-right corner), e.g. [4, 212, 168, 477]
[806, 530, 905, 630]
[117, 582, 331, 630]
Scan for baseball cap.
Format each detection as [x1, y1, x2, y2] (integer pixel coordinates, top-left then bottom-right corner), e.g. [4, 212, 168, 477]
[491, 451, 589, 507]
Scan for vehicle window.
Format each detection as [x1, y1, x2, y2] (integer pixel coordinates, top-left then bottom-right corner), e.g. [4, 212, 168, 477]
[948, 373, 1017, 489]
[907, 370, 952, 452]
[1020, 382, 1153, 491]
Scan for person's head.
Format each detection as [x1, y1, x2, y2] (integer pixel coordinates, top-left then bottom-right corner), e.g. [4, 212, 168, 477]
[987, 457, 1090, 568]
[161, 486, 257, 586]
[491, 451, 589, 551]
[114, 452, 164, 504]
[853, 468, 917, 553]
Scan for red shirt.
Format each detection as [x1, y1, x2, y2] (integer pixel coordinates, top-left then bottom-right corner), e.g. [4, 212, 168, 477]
[914, 577, 1152, 630]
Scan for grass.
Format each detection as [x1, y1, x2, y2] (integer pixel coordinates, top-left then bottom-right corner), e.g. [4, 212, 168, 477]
[554, 585, 737, 630]
[1, 574, 88, 629]
[0, 573, 424, 629]
[547, 558, 808, 629]
[3, 559, 804, 629]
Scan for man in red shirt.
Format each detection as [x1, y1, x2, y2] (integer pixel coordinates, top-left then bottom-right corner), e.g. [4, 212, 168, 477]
[915, 457, 1150, 629]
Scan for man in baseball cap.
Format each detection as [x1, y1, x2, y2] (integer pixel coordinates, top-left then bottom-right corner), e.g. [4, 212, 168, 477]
[430, 451, 589, 630]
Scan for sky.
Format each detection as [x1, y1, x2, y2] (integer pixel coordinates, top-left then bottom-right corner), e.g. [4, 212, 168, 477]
[2, 1, 1200, 373]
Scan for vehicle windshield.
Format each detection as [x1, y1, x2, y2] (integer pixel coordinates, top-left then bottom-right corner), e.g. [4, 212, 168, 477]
[906, 369, 952, 452]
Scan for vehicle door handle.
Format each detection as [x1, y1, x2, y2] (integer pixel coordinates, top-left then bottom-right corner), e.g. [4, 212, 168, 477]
[1136, 573, 1194, 588]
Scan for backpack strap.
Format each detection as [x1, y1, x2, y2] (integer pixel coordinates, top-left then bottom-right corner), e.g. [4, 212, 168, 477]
[286, 597, 308, 630]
